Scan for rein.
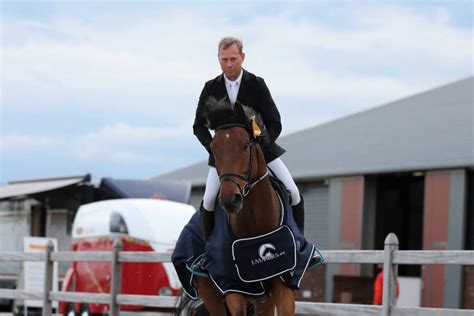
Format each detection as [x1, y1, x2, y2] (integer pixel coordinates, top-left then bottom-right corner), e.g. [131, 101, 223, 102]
[217, 132, 268, 197]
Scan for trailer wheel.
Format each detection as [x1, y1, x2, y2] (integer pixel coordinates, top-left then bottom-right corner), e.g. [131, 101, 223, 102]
[66, 303, 76, 316]
[79, 304, 89, 316]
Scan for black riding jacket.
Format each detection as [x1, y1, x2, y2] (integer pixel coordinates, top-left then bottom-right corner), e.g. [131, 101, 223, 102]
[193, 69, 285, 166]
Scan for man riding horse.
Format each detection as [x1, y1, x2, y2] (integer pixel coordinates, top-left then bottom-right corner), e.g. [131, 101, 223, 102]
[193, 36, 306, 240]
[170, 37, 323, 315]
[172, 98, 322, 315]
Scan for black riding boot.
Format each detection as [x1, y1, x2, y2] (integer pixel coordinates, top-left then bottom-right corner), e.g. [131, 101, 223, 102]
[292, 196, 305, 234]
[200, 202, 215, 241]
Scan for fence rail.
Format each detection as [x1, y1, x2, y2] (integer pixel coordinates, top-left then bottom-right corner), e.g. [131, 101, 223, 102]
[0, 233, 473, 316]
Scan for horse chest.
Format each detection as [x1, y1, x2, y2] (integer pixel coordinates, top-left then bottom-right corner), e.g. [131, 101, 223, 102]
[229, 211, 280, 238]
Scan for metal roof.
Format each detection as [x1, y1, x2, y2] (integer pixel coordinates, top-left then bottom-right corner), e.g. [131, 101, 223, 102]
[155, 77, 474, 186]
[0, 174, 91, 200]
[99, 177, 191, 204]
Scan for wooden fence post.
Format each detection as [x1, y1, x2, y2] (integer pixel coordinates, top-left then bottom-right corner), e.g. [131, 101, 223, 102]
[110, 238, 123, 316]
[42, 241, 54, 316]
[382, 233, 399, 316]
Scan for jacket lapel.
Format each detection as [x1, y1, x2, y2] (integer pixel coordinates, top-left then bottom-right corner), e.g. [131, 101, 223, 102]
[236, 69, 249, 104]
[216, 74, 230, 103]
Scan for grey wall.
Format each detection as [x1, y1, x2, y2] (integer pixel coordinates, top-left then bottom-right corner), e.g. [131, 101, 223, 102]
[46, 209, 72, 276]
[444, 169, 467, 308]
[190, 187, 205, 211]
[0, 209, 31, 275]
[300, 182, 329, 250]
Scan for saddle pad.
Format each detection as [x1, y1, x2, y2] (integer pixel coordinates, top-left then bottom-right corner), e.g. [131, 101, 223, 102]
[232, 225, 297, 283]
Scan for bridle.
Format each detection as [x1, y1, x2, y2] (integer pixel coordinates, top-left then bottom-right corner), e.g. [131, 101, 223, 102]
[216, 125, 269, 197]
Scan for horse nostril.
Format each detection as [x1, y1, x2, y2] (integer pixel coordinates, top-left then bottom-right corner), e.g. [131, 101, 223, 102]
[232, 193, 242, 207]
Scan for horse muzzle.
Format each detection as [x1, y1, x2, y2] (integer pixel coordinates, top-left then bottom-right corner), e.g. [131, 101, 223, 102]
[219, 192, 243, 214]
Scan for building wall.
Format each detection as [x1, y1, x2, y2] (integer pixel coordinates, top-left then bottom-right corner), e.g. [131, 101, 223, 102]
[0, 208, 31, 276]
[464, 170, 474, 309]
[190, 187, 205, 210]
[339, 176, 365, 276]
[300, 182, 329, 249]
[296, 266, 326, 302]
[326, 176, 365, 302]
[446, 169, 467, 308]
[47, 209, 72, 276]
[464, 266, 474, 309]
[297, 182, 329, 302]
[189, 169, 471, 307]
[0, 201, 78, 279]
[422, 169, 467, 308]
[422, 170, 450, 308]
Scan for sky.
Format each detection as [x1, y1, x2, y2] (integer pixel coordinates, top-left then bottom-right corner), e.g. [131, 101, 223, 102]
[1, 0, 472, 185]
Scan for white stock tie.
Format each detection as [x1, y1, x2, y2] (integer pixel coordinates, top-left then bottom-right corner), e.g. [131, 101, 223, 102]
[228, 82, 238, 105]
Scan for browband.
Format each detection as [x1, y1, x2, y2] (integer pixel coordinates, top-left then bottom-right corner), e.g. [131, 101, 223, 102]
[215, 123, 250, 132]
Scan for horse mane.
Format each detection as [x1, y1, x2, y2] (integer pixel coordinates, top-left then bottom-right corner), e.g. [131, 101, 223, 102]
[204, 97, 263, 131]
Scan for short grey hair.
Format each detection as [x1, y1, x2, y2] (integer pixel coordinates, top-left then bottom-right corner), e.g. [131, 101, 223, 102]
[218, 36, 243, 54]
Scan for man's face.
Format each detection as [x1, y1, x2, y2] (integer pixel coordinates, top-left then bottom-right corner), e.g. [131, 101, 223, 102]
[218, 43, 245, 81]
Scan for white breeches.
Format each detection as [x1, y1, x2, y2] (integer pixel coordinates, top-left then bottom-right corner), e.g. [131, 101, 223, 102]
[202, 167, 221, 211]
[202, 158, 300, 211]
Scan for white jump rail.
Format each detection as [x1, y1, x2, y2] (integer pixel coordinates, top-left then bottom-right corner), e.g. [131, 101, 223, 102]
[0, 233, 473, 316]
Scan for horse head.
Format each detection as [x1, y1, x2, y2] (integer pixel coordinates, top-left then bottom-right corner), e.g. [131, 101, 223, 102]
[205, 97, 267, 214]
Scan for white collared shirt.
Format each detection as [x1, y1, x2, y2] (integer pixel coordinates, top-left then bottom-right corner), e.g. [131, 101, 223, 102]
[224, 70, 243, 105]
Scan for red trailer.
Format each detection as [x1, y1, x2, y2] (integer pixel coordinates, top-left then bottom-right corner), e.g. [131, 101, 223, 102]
[59, 198, 195, 315]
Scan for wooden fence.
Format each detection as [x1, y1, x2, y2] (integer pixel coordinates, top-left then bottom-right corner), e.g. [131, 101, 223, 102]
[0, 233, 473, 316]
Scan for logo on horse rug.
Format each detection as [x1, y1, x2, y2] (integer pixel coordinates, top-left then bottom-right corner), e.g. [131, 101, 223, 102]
[233, 225, 297, 282]
[259, 243, 277, 260]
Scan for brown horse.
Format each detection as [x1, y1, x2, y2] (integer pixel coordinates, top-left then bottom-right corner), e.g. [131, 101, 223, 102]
[190, 102, 296, 316]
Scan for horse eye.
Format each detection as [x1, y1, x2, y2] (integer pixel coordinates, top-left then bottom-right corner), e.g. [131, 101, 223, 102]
[242, 143, 250, 150]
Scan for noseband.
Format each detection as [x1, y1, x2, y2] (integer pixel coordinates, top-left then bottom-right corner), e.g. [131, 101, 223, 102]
[216, 125, 268, 197]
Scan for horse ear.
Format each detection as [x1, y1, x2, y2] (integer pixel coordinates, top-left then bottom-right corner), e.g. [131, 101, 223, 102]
[233, 102, 247, 121]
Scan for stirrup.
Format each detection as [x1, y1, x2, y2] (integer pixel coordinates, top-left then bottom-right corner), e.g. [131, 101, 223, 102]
[311, 248, 325, 266]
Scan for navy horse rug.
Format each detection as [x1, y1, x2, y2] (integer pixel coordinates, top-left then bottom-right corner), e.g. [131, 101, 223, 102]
[171, 177, 324, 299]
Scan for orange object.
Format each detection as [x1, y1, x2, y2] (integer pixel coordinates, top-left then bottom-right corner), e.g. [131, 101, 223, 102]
[373, 271, 400, 305]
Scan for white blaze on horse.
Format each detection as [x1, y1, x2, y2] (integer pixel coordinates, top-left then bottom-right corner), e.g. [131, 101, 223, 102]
[172, 99, 323, 316]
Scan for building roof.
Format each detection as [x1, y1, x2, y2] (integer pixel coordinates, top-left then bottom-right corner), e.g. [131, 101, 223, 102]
[99, 178, 191, 204]
[0, 174, 91, 200]
[155, 77, 474, 186]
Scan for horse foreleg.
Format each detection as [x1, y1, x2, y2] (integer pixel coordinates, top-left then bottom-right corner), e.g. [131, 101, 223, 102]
[269, 278, 295, 316]
[254, 296, 276, 316]
[225, 293, 247, 316]
[194, 276, 227, 316]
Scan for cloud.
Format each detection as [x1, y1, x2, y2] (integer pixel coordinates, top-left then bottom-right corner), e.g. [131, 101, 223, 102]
[3, 3, 471, 115]
[0, 134, 55, 152]
[0, 119, 201, 163]
[73, 121, 195, 162]
[1, 2, 472, 182]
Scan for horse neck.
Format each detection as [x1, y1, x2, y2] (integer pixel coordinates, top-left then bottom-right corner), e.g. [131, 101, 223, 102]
[230, 170, 281, 238]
